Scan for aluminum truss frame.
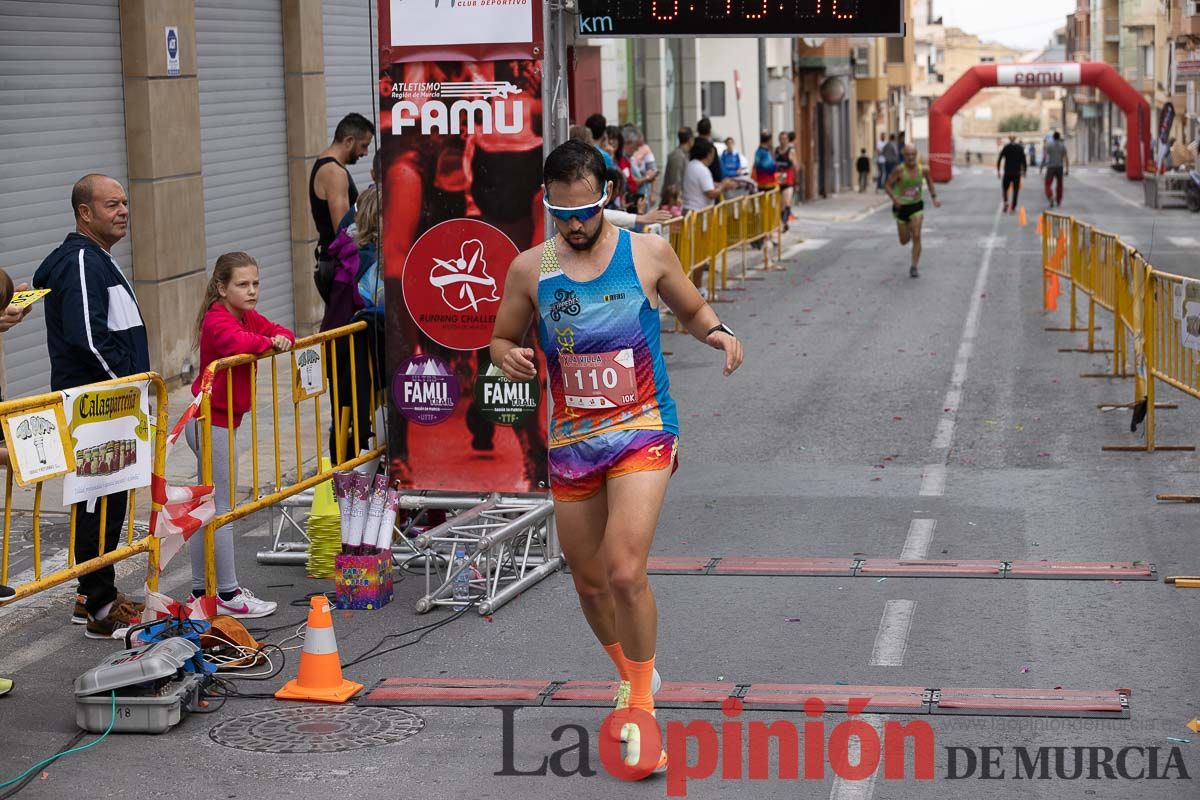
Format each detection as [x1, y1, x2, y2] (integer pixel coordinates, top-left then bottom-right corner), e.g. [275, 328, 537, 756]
[255, 489, 562, 616]
[407, 493, 561, 616]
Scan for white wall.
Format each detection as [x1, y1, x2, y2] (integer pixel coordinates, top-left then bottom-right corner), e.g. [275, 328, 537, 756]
[600, 39, 625, 123]
[696, 38, 792, 158]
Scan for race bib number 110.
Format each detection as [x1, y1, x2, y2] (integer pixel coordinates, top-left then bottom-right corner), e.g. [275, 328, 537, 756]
[560, 349, 637, 410]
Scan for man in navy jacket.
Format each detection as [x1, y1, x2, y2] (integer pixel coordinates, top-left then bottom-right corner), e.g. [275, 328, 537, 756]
[33, 174, 149, 639]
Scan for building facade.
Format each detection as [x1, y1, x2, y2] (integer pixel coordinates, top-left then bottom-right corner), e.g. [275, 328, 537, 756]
[0, 0, 381, 397]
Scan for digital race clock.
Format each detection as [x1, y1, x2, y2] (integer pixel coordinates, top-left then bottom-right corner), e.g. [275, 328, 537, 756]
[575, 1, 903, 37]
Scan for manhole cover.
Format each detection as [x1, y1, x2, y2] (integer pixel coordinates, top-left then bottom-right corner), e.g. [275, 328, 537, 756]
[209, 706, 424, 753]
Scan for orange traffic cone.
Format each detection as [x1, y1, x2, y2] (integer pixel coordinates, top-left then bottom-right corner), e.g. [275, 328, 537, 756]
[275, 596, 363, 703]
[1044, 271, 1060, 311]
[1036, 214, 1043, 235]
[1018, 207, 1027, 227]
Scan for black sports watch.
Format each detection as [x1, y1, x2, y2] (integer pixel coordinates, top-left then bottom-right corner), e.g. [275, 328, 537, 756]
[706, 323, 735, 338]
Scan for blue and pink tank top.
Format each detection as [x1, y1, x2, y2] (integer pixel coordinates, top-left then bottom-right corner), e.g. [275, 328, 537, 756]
[536, 229, 678, 448]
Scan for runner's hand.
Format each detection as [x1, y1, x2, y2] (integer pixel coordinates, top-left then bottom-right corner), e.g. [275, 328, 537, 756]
[501, 347, 537, 381]
[271, 335, 293, 351]
[706, 331, 743, 376]
[932, 197, 942, 208]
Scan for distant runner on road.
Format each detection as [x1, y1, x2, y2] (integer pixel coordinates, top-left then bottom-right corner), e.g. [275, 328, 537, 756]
[1041, 131, 1069, 208]
[885, 144, 942, 279]
[997, 135, 1028, 214]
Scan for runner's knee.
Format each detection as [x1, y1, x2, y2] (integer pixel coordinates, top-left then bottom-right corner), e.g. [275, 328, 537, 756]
[571, 570, 611, 601]
[608, 565, 650, 602]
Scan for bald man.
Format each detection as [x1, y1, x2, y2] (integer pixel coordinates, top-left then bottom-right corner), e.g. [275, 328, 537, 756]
[33, 173, 148, 640]
[884, 145, 941, 278]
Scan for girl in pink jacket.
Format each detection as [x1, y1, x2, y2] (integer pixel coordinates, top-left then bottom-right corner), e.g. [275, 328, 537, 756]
[186, 252, 294, 618]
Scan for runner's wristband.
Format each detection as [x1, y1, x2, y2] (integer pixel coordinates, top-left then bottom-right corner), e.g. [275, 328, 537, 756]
[707, 323, 735, 338]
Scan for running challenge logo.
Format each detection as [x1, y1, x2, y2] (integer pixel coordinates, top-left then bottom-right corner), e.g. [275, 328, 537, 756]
[402, 219, 518, 351]
[389, 80, 524, 136]
[429, 240, 499, 313]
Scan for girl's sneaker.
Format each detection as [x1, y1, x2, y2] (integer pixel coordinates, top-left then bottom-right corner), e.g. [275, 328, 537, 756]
[216, 588, 277, 619]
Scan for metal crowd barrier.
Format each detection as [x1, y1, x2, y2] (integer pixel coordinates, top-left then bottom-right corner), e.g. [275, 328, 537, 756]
[665, 188, 784, 332]
[0, 373, 168, 605]
[1041, 212, 1197, 455]
[194, 321, 385, 596]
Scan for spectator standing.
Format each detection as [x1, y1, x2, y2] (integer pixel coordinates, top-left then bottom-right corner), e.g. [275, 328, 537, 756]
[606, 125, 640, 209]
[775, 131, 797, 231]
[624, 125, 658, 204]
[585, 113, 615, 169]
[1027, 141, 1038, 168]
[33, 174, 148, 639]
[752, 131, 778, 191]
[882, 133, 900, 187]
[0, 266, 23, 694]
[662, 126, 693, 197]
[856, 148, 871, 192]
[682, 139, 734, 212]
[185, 252, 293, 618]
[696, 117, 725, 184]
[311, 113, 375, 303]
[876, 132, 888, 190]
[720, 137, 748, 179]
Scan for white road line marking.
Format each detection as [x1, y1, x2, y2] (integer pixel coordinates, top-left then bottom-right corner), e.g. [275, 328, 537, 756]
[919, 464, 946, 496]
[0, 625, 79, 676]
[1, 548, 71, 600]
[929, 205, 1002, 455]
[781, 239, 830, 260]
[900, 519, 935, 560]
[1075, 176, 1143, 209]
[1168, 236, 1200, 248]
[870, 600, 915, 667]
[828, 715, 886, 800]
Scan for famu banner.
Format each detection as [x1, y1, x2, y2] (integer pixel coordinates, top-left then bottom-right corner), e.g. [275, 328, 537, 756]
[61, 380, 152, 505]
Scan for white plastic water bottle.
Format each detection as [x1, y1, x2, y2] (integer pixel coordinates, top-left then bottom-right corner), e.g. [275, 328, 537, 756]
[451, 547, 471, 604]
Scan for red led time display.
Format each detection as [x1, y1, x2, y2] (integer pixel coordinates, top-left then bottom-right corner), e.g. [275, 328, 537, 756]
[576, 1, 903, 36]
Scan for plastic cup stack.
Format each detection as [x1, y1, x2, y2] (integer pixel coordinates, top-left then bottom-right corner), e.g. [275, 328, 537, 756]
[305, 459, 342, 578]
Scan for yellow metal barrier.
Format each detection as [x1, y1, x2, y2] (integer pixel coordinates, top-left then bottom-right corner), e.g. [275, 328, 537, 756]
[661, 188, 783, 332]
[193, 322, 385, 596]
[1042, 215, 1195, 454]
[0, 373, 168, 605]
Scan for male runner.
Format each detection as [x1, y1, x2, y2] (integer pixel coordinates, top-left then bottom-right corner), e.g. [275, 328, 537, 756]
[1041, 131, 1069, 208]
[997, 135, 1027, 214]
[884, 144, 942, 278]
[491, 140, 743, 775]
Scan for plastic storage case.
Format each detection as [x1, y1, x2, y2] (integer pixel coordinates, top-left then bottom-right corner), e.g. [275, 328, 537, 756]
[74, 638, 206, 734]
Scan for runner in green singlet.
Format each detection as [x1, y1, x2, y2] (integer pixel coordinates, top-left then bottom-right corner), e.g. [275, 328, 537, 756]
[885, 144, 942, 278]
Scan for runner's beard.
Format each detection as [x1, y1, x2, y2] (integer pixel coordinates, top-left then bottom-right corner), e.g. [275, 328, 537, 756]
[565, 220, 604, 252]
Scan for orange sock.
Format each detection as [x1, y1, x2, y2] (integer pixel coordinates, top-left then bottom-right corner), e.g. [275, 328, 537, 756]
[602, 641, 631, 683]
[626, 655, 657, 711]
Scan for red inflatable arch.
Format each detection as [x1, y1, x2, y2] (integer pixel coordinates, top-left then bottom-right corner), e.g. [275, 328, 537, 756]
[929, 62, 1151, 182]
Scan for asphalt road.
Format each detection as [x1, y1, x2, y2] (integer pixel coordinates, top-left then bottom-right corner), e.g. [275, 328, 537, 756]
[1, 167, 1198, 799]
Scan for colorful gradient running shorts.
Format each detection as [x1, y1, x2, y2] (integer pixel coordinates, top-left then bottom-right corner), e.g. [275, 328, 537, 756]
[548, 429, 679, 502]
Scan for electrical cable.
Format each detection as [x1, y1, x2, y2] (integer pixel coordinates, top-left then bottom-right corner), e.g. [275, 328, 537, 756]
[339, 599, 478, 669]
[0, 691, 115, 799]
